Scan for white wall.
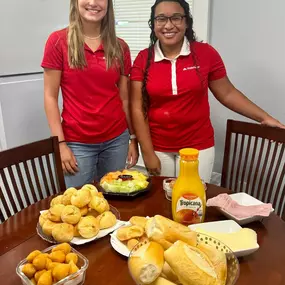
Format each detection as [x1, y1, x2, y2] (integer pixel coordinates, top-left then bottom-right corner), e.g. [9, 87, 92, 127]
[209, 0, 285, 174]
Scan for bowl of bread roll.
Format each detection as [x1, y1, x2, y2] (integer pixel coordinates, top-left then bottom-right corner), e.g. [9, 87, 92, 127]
[128, 215, 240, 285]
[37, 184, 122, 245]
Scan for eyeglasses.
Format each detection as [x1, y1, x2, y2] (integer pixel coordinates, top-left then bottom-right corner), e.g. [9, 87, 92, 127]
[154, 14, 186, 26]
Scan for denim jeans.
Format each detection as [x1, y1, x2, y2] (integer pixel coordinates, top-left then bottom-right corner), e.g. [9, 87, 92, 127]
[64, 129, 129, 188]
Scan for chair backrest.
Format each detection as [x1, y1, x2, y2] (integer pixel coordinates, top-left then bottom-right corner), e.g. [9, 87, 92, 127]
[0, 136, 65, 222]
[221, 120, 285, 220]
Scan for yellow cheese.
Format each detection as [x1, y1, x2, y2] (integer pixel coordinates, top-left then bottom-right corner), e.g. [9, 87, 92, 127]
[195, 228, 257, 251]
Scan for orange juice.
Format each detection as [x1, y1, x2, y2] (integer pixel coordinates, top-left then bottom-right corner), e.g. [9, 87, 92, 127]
[172, 148, 206, 225]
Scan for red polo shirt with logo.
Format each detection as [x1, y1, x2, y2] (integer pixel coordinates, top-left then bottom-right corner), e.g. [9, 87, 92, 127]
[41, 28, 131, 143]
[130, 38, 227, 152]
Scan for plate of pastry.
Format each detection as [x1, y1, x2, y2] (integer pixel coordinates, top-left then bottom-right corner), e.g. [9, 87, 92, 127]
[37, 184, 124, 245]
[98, 170, 151, 197]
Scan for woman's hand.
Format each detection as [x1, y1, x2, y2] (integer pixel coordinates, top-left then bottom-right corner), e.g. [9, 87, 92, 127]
[143, 151, 161, 176]
[261, 116, 285, 129]
[59, 143, 79, 174]
[126, 140, 139, 168]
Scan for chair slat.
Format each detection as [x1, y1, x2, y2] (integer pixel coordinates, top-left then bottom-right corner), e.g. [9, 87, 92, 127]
[38, 156, 51, 197]
[15, 164, 32, 207]
[0, 185, 12, 219]
[45, 154, 57, 195]
[229, 133, 239, 190]
[274, 164, 285, 216]
[7, 166, 24, 209]
[234, 134, 245, 192]
[240, 136, 252, 192]
[30, 159, 44, 201]
[22, 161, 38, 203]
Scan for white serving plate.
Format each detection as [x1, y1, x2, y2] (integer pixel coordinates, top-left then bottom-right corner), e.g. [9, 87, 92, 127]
[217, 193, 274, 225]
[189, 220, 259, 257]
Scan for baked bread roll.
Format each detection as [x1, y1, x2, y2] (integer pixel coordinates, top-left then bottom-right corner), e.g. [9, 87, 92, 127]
[164, 241, 218, 285]
[127, 239, 139, 250]
[197, 244, 227, 285]
[145, 215, 197, 249]
[62, 188, 77, 206]
[42, 220, 58, 236]
[50, 195, 64, 207]
[52, 223, 74, 243]
[48, 204, 65, 222]
[73, 223, 80, 237]
[87, 209, 100, 218]
[129, 216, 148, 228]
[89, 196, 110, 214]
[117, 225, 144, 241]
[161, 262, 180, 283]
[81, 184, 98, 196]
[128, 241, 164, 285]
[39, 211, 49, 227]
[96, 211, 117, 229]
[150, 277, 177, 285]
[79, 206, 88, 216]
[77, 216, 100, 239]
[71, 189, 91, 208]
[61, 205, 81, 225]
[64, 188, 78, 196]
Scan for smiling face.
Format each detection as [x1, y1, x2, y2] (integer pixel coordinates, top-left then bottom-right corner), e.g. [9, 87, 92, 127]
[77, 0, 108, 24]
[154, 1, 187, 49]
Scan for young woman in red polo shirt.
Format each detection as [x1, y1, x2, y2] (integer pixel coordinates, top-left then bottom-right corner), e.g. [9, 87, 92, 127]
[131, 0, 284, 182]
[42, 0, 138, 187]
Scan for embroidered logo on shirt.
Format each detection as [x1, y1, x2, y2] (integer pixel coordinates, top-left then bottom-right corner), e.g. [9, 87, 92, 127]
[183, 66, 200, 71]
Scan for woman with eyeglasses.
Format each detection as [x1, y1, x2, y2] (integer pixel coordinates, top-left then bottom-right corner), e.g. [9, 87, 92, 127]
[42, 0, 138, 188]
[130, 0, 284, 182]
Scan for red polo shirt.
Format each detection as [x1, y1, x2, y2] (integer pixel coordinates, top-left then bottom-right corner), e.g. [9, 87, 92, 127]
[130, 38, 226, 152]
[41, 28, 131, 143]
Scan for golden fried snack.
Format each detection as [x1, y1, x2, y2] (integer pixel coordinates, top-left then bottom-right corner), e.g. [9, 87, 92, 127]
[26, 250, 41, 263]
[49, 250, 66, 263]
[34, 269, 47, 283]
[37, 270, 52, 285]
[61, 193, 73, 206]
[47, 262, 61, 271]
[87, 209, 100, 218]
[64, 188, 78, 196]
[45, 258, 52, 270]
[22, 263, 36, 278]
[78, 216, 100, 239]
[89, 196, 109, 214]
[71, 189, 91, 208]
[52, 263, 71, 282]
[116, 225, 144, 241]
[52, 223, 74, 243]
[69, 260, 79, 274]
[96, 211, 117, 229]
[61, 205, 81, 224]
[52, 242, 71, 255]
[66, 253, 78, 265]
[127, 239, 139, 251]
[30, 278, 37, 285]
[129, 216, 148, 228]
[50, 195, 64, 207]
[32, 253, 48, 271]
[42, 220, 58, 237]
[47, 204, 65, 222]
[81, 184, 98, 193]
[39, 212, 48, 227]
[79, 206, 88, 216]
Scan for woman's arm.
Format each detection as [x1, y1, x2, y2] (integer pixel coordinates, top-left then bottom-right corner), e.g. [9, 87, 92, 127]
[130, 81, 161, 174]
[44, 68, 78, 174]
[119, 75, 138, 168]
[209, 76, 285, 128]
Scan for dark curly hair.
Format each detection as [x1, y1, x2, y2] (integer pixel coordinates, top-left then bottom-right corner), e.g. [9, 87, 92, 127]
[142, 0, 198, 118]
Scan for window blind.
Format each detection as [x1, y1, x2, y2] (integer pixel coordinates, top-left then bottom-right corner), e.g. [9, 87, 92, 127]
[114, 0, 194, 61]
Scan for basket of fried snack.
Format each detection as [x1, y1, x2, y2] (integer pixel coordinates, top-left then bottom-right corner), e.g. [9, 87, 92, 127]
[16, 243, 88, 285]
[37, 184, 124, 245]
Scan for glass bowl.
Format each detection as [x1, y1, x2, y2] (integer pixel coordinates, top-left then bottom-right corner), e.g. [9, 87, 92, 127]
[16, 245, 89, 285]
[128, 233, 239, 285]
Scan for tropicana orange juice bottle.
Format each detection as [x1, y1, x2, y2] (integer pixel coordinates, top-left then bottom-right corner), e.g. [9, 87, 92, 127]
[172, 148, 206, 225]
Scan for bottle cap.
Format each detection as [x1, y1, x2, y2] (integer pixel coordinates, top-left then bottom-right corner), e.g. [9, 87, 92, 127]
[179, 148, 199, 160]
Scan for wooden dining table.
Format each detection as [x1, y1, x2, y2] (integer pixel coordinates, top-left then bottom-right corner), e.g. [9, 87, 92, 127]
[1, 176, 285, 285]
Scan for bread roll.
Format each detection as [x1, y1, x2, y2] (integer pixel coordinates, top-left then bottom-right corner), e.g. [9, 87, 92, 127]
[164, 241, 218, 285]
[127, 239, 139, 250]
[129, 242, 164, 285]
[48, 204, 65, 222]
[161, 262, 180, 283]
[50, 195, 64, 207]
[96, 211, 117, 229]
[117, 225, 144, 241]
[52, 223, 74, 243]
[145, 215, 197, 249]
[64, 188, 78, 196]
[42, 220, 58, 236]
[78, 216, 100, 239]
[61, 205, 81, 224]
[71, 189, 91, 208]
[39, 211, 48, 227]
[88, 196, 109, 214]
[129, 216, 148, 228]
[81, 184, 98, 196]
[197, 244, 227, 285]
[150, 277, 177, 285]
[62, 188, 77, 206]
[79, 206, 88, 216]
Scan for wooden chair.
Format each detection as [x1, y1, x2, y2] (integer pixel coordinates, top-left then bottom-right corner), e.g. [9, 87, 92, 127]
[0, 137, 65, 222]
[221, 119, 285, 220]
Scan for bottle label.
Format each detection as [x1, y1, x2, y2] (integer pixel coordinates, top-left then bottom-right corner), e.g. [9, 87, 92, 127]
[176, 194, 203, 225]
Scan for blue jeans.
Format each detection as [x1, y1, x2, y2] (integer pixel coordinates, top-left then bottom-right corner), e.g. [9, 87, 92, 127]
[64, 129, 129, 188]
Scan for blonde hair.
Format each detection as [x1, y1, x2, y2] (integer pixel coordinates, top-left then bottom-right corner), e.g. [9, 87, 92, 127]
[68, 0, 123, 70]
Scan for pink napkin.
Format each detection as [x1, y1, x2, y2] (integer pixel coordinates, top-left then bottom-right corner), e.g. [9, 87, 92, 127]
[207, 193, 273, 219]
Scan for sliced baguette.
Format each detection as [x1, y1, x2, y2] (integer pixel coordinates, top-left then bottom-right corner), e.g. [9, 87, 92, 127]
[116, 225, 144, 241]
[150, 277, 177, 285]
[145, 215, 197, 249]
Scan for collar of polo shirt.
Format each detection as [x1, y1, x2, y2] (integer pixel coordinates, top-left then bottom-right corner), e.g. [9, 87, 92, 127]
[154, 36, 191, 62]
